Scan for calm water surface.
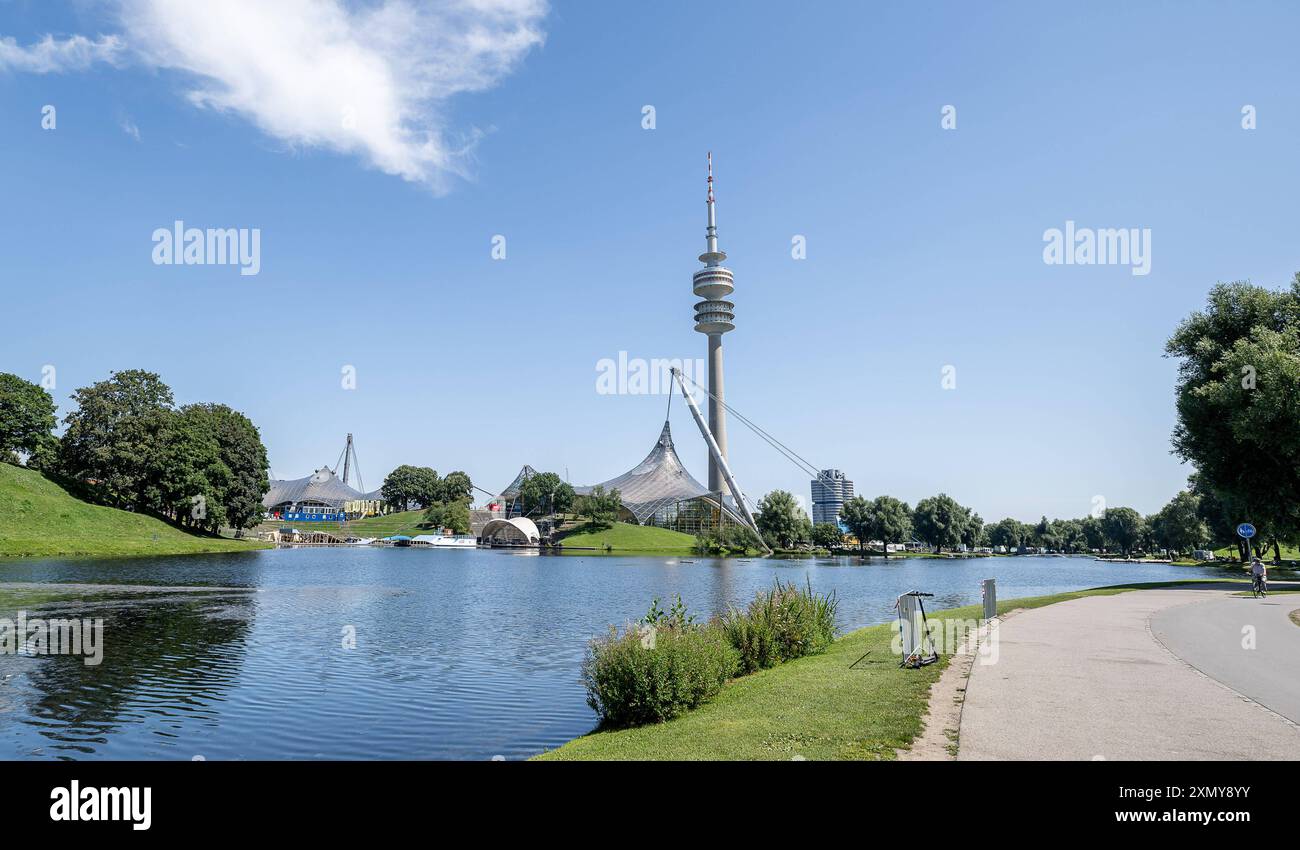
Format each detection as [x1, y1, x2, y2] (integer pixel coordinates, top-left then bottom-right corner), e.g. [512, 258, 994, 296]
[0, 548, 1227, 760]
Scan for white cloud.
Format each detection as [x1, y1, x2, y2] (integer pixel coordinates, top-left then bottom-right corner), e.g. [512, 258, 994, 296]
[0, 34, 126, 72]
[1, 1, 547, 190]
[119, 115, 141, 141]
[117, 0, 548, 191]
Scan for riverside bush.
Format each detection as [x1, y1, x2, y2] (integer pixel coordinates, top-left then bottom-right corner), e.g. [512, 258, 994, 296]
[582, 582, 838, 728]
[582, 601, 739, 727]
[718, 579, 838, 674]
[694, 525, 762, 555]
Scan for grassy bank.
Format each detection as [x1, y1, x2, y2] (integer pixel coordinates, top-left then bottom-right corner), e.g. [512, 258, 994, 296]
[1214, 543, 1300, 561]
[535, 580, 1238, 760]
[0, 463, 268, 559]
[557, 521, 698, 554]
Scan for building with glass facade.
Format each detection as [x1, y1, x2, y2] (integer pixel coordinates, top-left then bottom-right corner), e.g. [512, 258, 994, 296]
[811, 469, 854, 527]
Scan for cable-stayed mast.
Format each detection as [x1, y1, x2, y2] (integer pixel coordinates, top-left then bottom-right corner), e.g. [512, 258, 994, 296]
[671, 368, 770, 555]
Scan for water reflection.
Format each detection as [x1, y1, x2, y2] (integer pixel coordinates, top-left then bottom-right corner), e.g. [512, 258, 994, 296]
[0, 549, 1231, 760]
[3, 589, 254, 758]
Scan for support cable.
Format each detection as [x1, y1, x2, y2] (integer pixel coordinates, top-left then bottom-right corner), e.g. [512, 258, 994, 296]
[674, 370, 835, 488]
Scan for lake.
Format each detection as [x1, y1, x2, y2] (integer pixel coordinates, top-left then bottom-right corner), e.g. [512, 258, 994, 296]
[0, 548, 1227, 760]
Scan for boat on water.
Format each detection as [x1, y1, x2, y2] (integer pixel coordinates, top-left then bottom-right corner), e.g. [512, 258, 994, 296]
[344, 537, 375, 546]
[410, 534, 477, 548]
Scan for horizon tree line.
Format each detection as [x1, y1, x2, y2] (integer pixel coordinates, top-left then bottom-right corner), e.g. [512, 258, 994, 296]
[752, 487, 1216, 558]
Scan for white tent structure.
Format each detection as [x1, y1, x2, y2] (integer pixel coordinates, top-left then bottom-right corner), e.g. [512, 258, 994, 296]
[480, 517, 542, 545]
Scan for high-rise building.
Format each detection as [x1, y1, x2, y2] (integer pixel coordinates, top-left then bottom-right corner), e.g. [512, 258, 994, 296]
[811, 469, 854, 527]
[692, 152, 735, 496]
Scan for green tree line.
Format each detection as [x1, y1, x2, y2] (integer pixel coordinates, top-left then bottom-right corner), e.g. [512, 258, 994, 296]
[0, 369, 269, 535]
[753, 487, 1213, 558]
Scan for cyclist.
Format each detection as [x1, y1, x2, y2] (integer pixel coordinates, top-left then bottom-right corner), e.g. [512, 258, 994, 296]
[1250, 557, 1268, 597]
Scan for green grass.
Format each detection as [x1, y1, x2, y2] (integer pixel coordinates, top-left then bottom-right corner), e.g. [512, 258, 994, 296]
[557, 521, 699, 554]
[535, 580, 1242, 761]
[1214, 543, 1300, 561]
[0, 463, 268, 559]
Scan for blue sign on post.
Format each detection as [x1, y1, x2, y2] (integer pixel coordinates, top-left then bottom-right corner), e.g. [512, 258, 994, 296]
[1237, 523, 1256, 539]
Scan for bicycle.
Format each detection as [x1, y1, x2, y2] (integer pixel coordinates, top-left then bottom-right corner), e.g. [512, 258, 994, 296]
[1251, 574, 1268, 598]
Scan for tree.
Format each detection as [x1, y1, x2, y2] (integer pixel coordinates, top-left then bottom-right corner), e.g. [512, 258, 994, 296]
[987, 517, 1022, 551]
[1029, 515, 1047, 547]
[381, 465, 440, 511]
[1103, 507, 1144, 556]
[866, 495, 912, 558]
[442, 499, 470, 535]
[1140, 514, 1162, 553]
[1080, 515, 1106, 552]
[145, 408, 230, 531]
[1152, 491, 1209, 555]
[1058, 518, 1088, 553]
[0, 373, 57, 464]
[1041, 518, 1066, 552]
[575, 485, 621, 528]
[695, 523, 762, 555]
[755, 490, 810, 549]
[424, 498, 470, 534]
[1166, 277, 1300, 559]
[439, 470, 473, 504]
[179, 403, 270, 532]
[1190, 473, 1233, 546]
[58, 369, 175, 508]
[962, 511, 985, 549]
[810, 522, 843, 551]
[518, 471, 574, 516]
[912, 493, 969, 553]
[840, 496, 873, 555]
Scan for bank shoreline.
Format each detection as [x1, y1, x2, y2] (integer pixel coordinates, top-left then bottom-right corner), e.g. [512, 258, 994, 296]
[534, 580, 1241, 761]
[0, 463, 269, 560]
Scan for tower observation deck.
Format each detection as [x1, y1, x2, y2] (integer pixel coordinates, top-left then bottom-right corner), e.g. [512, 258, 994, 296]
[693, 153, 735, 496]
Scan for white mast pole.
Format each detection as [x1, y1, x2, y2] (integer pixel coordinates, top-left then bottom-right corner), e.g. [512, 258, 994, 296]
[671, 367, 770, 555]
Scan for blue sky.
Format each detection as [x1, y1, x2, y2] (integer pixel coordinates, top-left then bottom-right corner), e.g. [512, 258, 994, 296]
[1, 0, 1298, 522]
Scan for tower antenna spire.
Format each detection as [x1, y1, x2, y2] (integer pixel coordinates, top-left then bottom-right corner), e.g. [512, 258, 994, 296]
[705, 152, 718, 255]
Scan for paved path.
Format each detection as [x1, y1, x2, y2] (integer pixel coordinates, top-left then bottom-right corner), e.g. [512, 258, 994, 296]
[1151, 591, 1300, 724]
[958, 588, 1300, 760]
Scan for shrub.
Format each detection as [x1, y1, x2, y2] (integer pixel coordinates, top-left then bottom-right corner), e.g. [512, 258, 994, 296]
[693, 524, 762, 555]
[582, 582, 839, 729]
[717, 579, 838, 674]
[582, 598, 738, 728]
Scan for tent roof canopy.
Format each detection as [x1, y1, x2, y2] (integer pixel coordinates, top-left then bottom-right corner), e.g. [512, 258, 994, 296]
[499, 465, 539, 501]
[263, 466, 380, 509]
[575, 421, 742, 525]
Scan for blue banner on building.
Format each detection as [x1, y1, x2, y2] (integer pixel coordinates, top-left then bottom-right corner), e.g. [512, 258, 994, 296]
[282, 511, 345, 522]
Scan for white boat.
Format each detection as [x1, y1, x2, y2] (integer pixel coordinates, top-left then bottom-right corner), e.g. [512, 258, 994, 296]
[409, 534, 477, 548]
[344, 537, 375, 546]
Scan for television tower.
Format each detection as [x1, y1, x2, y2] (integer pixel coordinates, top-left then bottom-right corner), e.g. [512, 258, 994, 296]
[692, 152, 735, 497]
